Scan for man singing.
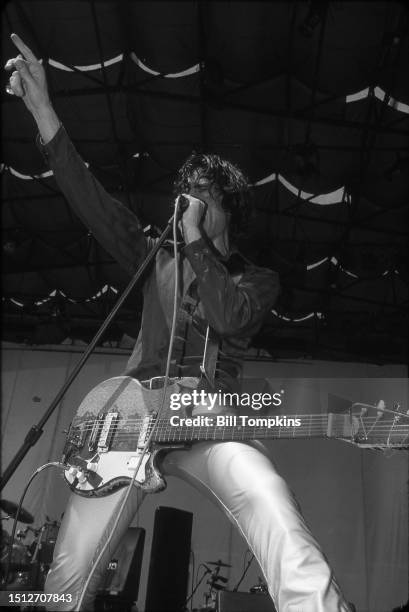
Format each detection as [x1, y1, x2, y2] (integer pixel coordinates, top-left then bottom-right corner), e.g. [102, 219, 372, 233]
[5, 33, 351, 612]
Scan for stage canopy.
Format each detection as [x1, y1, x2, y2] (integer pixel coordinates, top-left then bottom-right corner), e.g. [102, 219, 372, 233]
[2, 1, 408, 363]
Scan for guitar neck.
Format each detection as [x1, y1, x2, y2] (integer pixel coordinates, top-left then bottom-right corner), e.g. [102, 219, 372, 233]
[151, 411, 409, 448]
[153, 413, 331, 443]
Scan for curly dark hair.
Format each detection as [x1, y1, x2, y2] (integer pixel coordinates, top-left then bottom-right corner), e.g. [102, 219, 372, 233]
[174, 152, 252, 241]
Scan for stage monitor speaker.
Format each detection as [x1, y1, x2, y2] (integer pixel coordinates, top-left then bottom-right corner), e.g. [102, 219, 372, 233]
[97, 526, 145, 600]
[217, 590, 277, 612]
[145, 506, 193, 612]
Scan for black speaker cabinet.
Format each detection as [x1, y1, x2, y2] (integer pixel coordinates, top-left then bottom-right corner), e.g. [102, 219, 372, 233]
[217, 590, 277, 612]
[145, 506, 193, 612]
[97, 526, 145, 600]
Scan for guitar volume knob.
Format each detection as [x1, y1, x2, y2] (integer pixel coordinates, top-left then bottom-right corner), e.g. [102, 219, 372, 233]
[77, 470, 88, 484]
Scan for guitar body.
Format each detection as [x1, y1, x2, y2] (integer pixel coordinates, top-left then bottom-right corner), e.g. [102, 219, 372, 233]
[62, 376, 188, 497]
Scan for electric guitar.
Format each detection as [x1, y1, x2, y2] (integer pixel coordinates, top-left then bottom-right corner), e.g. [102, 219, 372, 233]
[61, 376, 409, 497]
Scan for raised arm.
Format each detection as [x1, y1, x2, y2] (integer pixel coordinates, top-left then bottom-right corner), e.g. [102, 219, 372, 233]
[5, 33, 63, 143]
[5, 34, 147, 274]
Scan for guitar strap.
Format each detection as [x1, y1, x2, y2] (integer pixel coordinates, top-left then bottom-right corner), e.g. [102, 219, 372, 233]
[173, 277, 220, 389]
[200, 324, 219, 389]
[182, 265, 243, 390]
[174, 249, 244, 389]
[197, 267, 243, 389]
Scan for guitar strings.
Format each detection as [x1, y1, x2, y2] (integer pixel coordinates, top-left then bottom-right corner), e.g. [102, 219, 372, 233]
[66, 422, 409, 440]
[67, 418, 408, 430]
[69, 414, 407, 428]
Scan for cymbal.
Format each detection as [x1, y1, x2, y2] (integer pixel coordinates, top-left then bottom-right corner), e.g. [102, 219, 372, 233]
[0, 500, 34, 524]
[206, 560, 232, 568]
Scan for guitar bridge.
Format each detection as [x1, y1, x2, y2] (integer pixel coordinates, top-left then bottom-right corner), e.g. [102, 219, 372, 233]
[65, 421, 86, 450]
[89, 413, 105, 452]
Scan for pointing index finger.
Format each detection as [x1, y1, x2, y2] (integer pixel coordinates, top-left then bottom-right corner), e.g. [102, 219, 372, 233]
[11, 33, 38, 62]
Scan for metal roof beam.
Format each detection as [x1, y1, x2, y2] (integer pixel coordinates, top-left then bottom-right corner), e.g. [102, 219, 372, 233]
[5, 87, 407, 136]
[257, 207, 408, 237]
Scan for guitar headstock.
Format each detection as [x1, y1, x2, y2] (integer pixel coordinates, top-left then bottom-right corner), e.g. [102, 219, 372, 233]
[327, 401, 409, 451]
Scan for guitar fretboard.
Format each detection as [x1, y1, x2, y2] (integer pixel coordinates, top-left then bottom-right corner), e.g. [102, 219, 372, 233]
[152, 414, 328, 442]
[71, 412, 409, 449]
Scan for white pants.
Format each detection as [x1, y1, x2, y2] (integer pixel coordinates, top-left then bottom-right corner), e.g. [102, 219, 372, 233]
[45, 441, 350, 611]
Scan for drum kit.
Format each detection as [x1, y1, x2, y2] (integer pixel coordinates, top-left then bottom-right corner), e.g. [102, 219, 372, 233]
[201, 559, 231, 611]
[197, 559, 269, 611]
[0, 498, 60, 592]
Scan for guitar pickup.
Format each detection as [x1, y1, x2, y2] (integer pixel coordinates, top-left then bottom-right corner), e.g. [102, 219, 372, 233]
[97, 412, 119, 452]
[137, 414, 156, 450]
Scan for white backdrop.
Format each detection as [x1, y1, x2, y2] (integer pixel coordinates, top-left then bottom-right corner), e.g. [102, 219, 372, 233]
[1, 343, 408, 611]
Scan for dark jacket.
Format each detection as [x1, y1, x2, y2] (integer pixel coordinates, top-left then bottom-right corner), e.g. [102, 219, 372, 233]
[39, 127, 280, 391]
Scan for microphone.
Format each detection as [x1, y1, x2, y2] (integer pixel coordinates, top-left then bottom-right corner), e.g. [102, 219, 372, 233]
[177, 194, 190, 213]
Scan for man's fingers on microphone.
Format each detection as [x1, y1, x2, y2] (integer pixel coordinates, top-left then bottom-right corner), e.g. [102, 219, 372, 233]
[9, 72, 24, 97]
[4, 56, 20, 71]
[11, 33, 38, 62]
[15, 58, 34, 82]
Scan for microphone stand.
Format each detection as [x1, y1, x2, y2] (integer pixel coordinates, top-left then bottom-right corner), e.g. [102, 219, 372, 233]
[0, 215, 177, 491]
[233, 554, 254, 592]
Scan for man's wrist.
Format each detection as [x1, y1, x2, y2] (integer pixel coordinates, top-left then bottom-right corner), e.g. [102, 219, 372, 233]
[33, 104, 61, 145]
[32, 101, 54, 122]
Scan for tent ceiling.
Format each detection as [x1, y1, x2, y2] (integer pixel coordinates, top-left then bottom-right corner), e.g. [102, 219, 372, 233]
[2, 1, 408, 363]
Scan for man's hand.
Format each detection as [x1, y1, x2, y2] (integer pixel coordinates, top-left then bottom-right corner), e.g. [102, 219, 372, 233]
[5, 34, 60, 143]
[5, 34, 51, 116]
[180, 194, 206, 228]
[178, 194, 207, 244]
